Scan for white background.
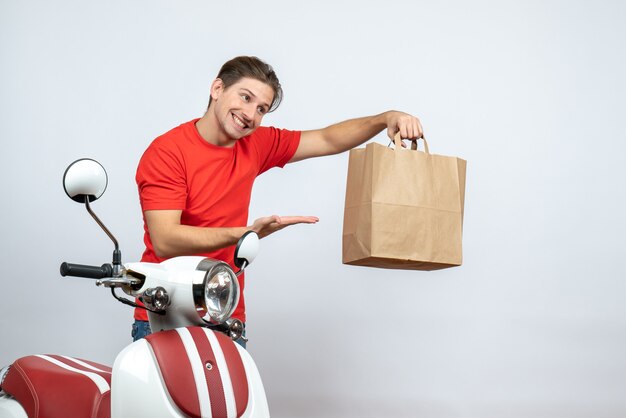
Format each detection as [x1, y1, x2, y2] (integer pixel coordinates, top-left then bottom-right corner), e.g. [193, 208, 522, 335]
[1, 1, 625, 417]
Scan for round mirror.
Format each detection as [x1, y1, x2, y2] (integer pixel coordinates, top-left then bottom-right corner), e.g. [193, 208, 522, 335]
[234, 231, 260, 269]
[63, 158, 108, 203]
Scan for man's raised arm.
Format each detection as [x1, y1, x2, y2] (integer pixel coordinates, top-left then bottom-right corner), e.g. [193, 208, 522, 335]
[289, 110, 423, 163]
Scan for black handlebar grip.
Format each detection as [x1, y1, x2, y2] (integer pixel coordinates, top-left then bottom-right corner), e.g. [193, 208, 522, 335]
[60, 262, 113, 279]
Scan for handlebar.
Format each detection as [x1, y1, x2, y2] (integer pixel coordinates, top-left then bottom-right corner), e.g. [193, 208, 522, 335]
[60, 262, 113, 279]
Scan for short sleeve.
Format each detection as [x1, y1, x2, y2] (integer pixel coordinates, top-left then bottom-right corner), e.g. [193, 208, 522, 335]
[253, 127, 301, 175]
[136, 138, 188, 211]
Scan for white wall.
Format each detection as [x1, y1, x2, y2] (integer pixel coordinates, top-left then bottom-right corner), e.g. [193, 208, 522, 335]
[2, 1, 625, 417]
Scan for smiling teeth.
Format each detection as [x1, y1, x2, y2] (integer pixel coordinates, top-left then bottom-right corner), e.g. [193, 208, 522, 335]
[233, 114, 246, 128]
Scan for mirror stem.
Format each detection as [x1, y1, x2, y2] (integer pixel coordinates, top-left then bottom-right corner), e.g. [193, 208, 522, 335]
[84, 196, 122, 273]
[236, 260, 247, 277]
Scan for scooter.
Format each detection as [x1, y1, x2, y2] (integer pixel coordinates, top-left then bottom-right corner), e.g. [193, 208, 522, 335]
[0, 159, 270, 418]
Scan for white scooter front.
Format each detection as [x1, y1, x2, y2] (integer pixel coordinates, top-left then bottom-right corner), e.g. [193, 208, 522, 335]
[0, 159, 269, 418]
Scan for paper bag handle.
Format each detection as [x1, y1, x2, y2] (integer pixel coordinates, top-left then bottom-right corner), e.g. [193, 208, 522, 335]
[393, 132, 430, 154]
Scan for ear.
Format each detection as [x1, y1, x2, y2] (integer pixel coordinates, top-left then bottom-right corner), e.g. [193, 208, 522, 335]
[210, 78, 225, 101]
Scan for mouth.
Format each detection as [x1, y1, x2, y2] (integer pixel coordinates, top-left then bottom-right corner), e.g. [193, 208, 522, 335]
[232, 113, 250, 130]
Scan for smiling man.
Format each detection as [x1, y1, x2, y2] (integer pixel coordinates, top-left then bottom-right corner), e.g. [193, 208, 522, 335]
[133, 56, 422, 345]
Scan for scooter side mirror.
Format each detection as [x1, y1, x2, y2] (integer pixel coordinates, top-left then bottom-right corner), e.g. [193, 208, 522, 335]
[63, 159, 108, 203]
[234, 231, 260, 269]
[61, 158, 122, 274]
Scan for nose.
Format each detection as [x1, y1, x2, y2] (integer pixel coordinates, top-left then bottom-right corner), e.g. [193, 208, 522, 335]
[242, 103, 256, 121]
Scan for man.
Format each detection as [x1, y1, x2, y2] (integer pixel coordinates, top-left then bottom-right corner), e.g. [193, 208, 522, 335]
[133, 56, 423, 345]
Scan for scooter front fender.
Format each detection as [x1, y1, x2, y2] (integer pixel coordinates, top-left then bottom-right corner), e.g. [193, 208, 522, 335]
[111, 327, 269, 418]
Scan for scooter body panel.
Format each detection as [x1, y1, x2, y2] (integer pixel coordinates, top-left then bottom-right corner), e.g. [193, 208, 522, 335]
[238, 346, 270, 418]
[111, 339, 186, 418]
[112, 327, 269, 418]
[0, 394, 28, 418]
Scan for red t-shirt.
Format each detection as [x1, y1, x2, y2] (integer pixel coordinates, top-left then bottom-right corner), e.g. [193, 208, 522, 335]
[135, 119, 301, 322]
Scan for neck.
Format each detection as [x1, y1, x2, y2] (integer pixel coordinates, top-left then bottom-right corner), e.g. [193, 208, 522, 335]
[195, 111, 236, 147]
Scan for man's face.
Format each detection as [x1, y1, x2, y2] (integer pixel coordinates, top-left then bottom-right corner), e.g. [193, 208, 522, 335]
[210, 77, 274, 140]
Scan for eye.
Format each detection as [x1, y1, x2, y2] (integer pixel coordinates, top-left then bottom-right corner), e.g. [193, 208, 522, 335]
[257, 106, 267, 115]
[241, 94, 250, 102]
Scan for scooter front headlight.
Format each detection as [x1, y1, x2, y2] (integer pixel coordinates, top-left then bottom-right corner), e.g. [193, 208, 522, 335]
[195, 261, 240, 324]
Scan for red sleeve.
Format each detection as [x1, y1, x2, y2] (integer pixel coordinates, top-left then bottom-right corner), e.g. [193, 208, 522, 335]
[135, 138, 187, 211]
[253, 127, 301, 175]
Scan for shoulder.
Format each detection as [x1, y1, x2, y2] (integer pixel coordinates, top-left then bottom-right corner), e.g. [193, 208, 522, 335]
[143, 120, 200, 157]
[151, 120, 196, 148]
[138, 121, 199, 176]
[245, 126, 301, 172]
[248, 126, 300, 142]
[249, 125, 274, 140]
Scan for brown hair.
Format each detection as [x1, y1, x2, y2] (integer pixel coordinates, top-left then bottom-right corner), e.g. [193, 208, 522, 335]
[208, 56, 283, 112]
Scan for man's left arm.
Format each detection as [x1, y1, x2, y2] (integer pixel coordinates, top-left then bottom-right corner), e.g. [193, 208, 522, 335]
[289, 111, 422, 163]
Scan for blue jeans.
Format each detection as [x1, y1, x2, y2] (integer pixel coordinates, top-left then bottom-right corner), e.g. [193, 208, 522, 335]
[131, 320, 247, 349]
[131, 320, 152, 341]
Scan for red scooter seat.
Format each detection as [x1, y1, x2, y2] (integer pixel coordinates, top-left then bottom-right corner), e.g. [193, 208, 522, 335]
[2, 354, 112, 418]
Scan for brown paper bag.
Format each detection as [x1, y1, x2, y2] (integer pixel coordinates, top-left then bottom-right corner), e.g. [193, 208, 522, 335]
[342, 134, 466, 270]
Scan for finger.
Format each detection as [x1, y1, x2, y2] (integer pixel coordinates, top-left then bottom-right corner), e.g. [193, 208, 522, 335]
[412, 117, 422, 139]
[279, 216, 319, 225]
[400, 125, 409, 141]
[283, 216, 319, 224]
[416, 118, 423, 138]
[406, 124, 415, 140]
[398, 117, 411, 139]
